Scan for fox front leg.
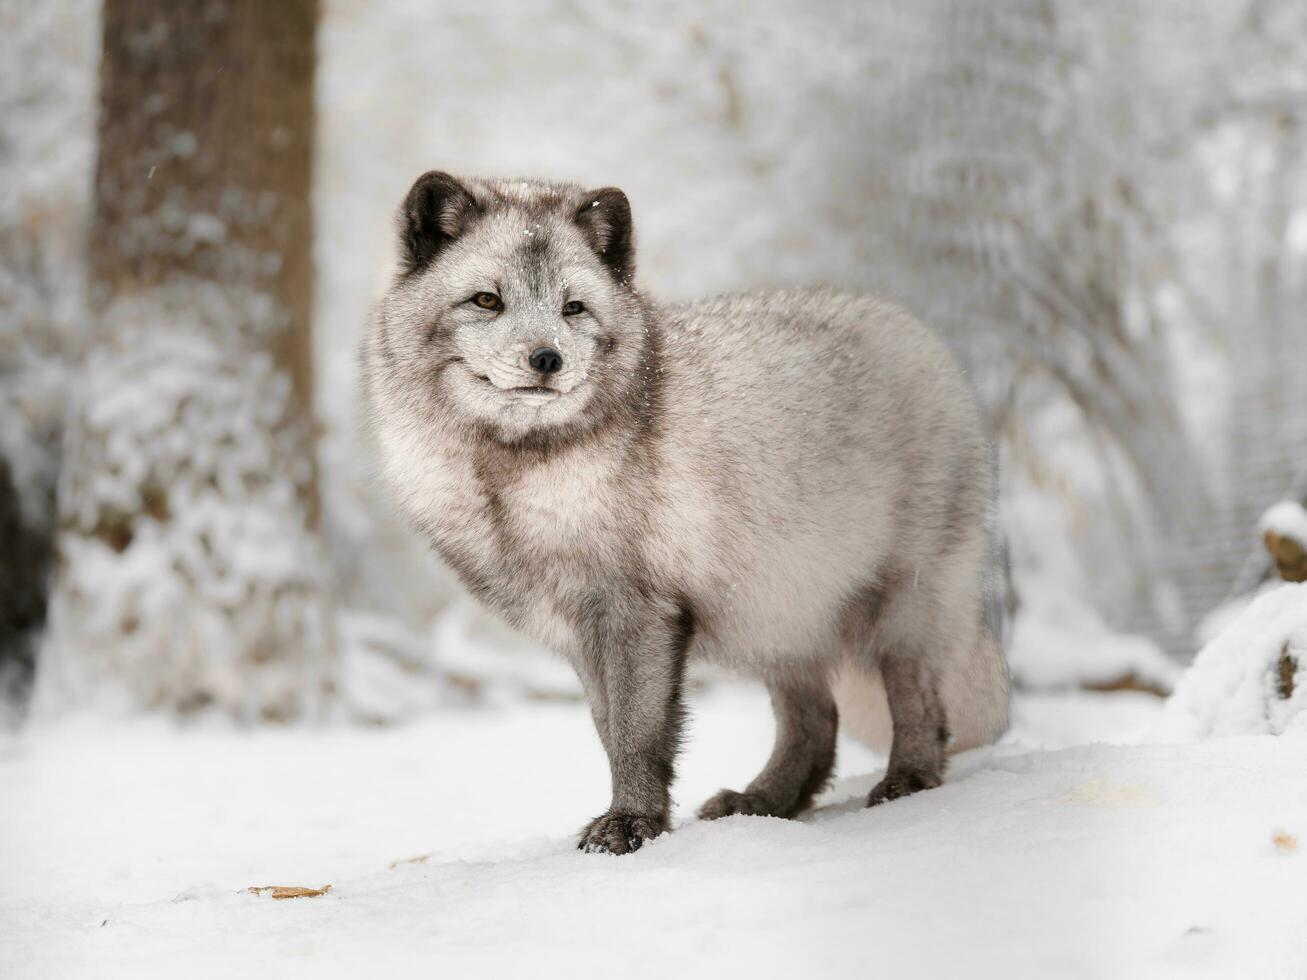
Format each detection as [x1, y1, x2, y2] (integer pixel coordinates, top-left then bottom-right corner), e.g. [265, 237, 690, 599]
[573, 594, 693, 855]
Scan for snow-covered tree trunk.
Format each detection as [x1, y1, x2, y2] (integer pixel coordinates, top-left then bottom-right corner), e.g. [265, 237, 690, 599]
[41, 0, 333, 720]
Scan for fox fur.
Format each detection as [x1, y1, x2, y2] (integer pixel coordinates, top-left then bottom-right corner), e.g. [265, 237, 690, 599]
[361, 172, 1009, 854]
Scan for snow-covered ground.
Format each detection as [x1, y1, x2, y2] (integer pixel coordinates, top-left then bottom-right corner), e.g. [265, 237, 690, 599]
[2, 679, 1303, 979]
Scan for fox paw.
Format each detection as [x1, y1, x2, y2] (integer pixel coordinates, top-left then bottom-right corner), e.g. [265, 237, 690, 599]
[697, 789, 784, 820]
[577, 811, 667, 855]
[867, 767, 942, 807]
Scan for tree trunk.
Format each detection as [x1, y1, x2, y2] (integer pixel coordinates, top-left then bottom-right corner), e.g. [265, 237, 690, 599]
[42, 0, 333, 720]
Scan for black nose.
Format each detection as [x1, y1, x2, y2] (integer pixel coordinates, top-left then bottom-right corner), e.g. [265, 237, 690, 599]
[529, 346, 563, 375]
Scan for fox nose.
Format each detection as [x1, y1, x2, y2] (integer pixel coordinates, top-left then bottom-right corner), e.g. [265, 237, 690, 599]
[529, 346, 563, 375]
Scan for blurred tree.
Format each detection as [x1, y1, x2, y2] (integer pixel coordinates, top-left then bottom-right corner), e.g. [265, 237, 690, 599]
[42, 0, 333, 719]
[839, 1, 1208, 647]
[1205, 0, 1307, 602]
[842, 0, 1307, 653]
[0, 0, 98, 720]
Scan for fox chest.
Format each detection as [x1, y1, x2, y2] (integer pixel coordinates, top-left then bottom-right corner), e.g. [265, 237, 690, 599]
[428, 454, 643, 643]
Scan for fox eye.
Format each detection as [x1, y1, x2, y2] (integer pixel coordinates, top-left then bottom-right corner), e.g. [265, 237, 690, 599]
[562, 300, 585, 316]
[471, 292, 502, 311]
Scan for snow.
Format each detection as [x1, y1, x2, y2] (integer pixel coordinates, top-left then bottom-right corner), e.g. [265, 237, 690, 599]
[337, 601, 589, 725]
[999, 456, 1185, 691]
[1260, 501, 1307, 547]
[4, 2, 1305, 974]
[1007, 570, 1182, 695]
[1160, 582, 1307, 740]
[3, 678, 1304, 979]
[1194, 579, 1288, 649]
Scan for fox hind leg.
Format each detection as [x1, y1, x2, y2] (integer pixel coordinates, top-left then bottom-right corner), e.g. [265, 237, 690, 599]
[842, 570, 953, 807]
[867, 651, 948, 806]
[699, 671, 838, 820]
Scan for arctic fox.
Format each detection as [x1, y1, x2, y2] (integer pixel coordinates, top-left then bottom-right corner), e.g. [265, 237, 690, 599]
[362, 172, 1009, 854]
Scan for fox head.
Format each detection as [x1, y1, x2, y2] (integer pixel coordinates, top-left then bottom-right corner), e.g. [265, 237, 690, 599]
[366, 172, 655, 449]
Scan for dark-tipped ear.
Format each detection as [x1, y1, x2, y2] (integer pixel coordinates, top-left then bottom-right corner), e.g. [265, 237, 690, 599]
[575, 187, 635, 284]
[398, 171, 480, 276]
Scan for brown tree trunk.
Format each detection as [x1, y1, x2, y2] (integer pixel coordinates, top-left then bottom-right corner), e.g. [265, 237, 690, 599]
[42, 0, 332, 720]
[90, 0, 319, 517]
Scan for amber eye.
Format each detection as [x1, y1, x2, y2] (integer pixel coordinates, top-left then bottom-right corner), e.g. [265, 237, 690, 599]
[562, 300, 585, 316]
[471, 292, 502, 311]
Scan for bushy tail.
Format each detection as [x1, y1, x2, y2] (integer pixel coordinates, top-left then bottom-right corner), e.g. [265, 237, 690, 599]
[833, 630, 1009, 754]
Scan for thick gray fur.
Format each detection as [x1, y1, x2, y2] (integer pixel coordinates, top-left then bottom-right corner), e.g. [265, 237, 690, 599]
[361, 172, 1010, 854]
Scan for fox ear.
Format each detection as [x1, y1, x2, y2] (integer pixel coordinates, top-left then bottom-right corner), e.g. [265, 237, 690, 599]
[398, 171, 480, 275]
[575, 187, 635, 284]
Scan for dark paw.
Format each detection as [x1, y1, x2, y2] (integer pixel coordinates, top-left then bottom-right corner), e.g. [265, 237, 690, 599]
[867, 767, 942, 807]
[577, 811, 668, 854]
[697, 789, 784, 821]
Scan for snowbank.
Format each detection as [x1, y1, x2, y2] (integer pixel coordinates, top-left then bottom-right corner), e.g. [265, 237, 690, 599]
[2, 686, 1304, 979]
[1160, 582, 1307, 740]
[1008, 578, 1182, 694]
[1194, 580, 1289, 649]
[1000, 460, 1183, 694]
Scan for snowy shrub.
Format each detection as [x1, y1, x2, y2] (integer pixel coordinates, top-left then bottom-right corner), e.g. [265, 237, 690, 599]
[1159, 583, 1307, 739]
[1008, 584, 1181, 696]
[39, 287, 333, 721]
